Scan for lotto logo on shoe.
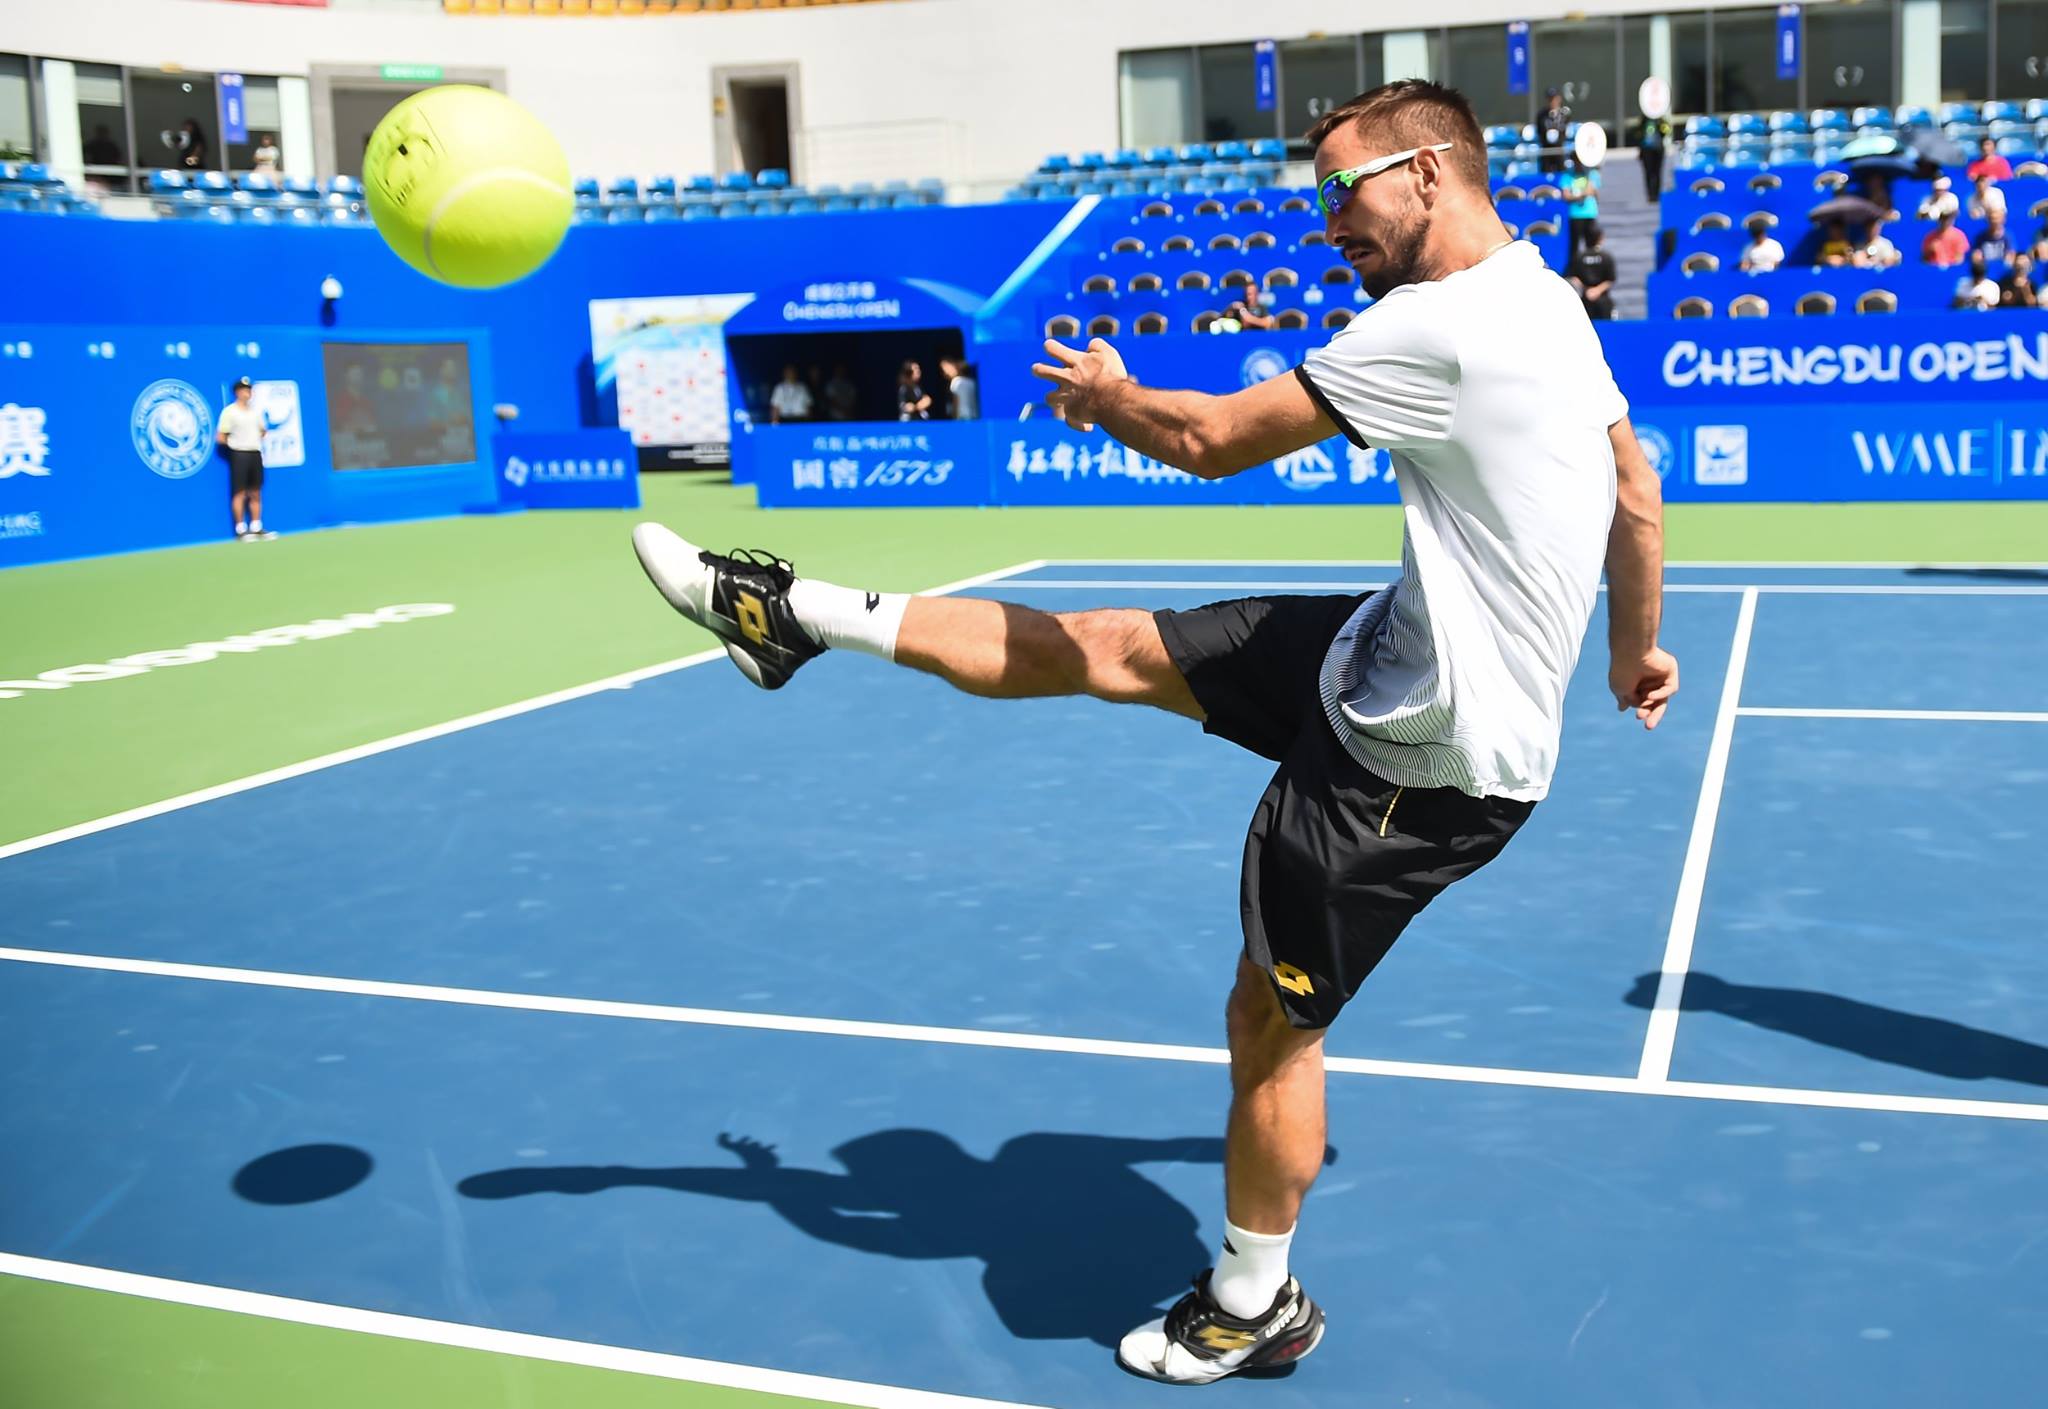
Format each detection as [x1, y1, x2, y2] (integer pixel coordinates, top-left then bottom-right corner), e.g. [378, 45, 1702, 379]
[1693, 425, 1749, 485]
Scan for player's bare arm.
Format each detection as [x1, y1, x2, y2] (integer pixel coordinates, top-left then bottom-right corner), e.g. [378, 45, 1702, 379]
[1031, 337, 1336, 479]
[1605, 416, 1679, 730]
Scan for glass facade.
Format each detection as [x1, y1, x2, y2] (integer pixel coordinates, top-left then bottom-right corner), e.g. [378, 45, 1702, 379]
[225, 76, 283, 172]
[1196, 43, 1274, 144]
[1535, 16, 1623, 137]
[0, 54, 32, 160]
[1712, 7, 1802, 113]
[1942, 0, 1992, 101]
[1279, 37, 1361, 153]
[1444, 24, 1529, 126]
[1808, 0, 1895, 110]
[1119, 49, 1198, 151]
[1993, 0, 2048, 101]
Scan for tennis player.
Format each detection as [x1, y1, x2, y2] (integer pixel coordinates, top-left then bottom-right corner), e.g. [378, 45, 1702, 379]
[633, 79, 1677, 1384]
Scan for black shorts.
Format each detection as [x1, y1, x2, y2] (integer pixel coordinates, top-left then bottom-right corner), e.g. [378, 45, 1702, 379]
[1154, 595, 1536, 1030]
[228, 449, 264, 493]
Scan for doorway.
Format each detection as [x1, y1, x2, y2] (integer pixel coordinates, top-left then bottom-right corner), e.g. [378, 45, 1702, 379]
[307, 65, 506, 179]
[713, 65, 800, 180]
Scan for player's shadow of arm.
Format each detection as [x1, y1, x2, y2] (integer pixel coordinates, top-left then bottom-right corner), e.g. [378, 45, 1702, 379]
[1626, 972, 2048, 1086]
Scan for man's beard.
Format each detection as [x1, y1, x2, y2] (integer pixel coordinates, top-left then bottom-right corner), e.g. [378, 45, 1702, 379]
[1358, 215, 1431, 299]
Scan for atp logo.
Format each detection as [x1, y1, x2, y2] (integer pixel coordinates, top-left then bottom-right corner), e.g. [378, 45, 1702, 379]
[0, 403, 51, 479]
[130, 379, 214, 479]
[1693, 424, 1749, 486]
[1633, 423, 1675, 482]
[1240, 347, 1290, 388]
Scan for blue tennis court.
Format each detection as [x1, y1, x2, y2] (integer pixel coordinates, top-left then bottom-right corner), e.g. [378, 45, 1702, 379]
[5, 559, 2047, 1407]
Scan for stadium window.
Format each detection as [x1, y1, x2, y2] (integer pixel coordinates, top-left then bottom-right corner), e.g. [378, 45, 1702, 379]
[1443, 25, 1529, 127]
[71, 63, 130, 192]
[1671, 12, 1711, 116]
[225, 76, 284, 173]
[1993, 0, 2048, 101]
[1119, 48, 1198, 150]
[1280, 36, 1362, 157]
[1713, 8, 1801, 114]
[1197, 43, 1278, 143]
[1533, 16, 1622, 146]
[0, 54, 32, 161]
[1808, 0, 1896, 111]
[1940, 0, 1990, 102]
[1621, 16, 1657, 146]
[130, 71, 221, 173]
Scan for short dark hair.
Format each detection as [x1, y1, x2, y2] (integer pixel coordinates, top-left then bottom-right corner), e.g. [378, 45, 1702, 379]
[1303, 80, 1490, 190]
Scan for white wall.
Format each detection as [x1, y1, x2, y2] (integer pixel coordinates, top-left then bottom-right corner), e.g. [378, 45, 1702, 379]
[0, 0, 1721, 190]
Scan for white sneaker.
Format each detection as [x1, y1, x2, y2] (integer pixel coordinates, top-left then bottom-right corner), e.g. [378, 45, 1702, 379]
[630, 523, 825, 691]
[1117, 1272, 1324, 1384]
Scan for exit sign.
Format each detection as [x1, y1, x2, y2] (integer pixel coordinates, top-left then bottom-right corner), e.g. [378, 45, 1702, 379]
[379, 64, 443, 82]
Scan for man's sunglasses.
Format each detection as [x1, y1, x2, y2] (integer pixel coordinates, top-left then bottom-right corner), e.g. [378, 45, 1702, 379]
[1316, 143, 1455, 216]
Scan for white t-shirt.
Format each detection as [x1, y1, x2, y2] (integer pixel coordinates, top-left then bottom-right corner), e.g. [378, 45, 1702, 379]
[769, 380, 814, 419]
[1970, 186, 2006, 220]
[217, 402, 265, 453]
[1739, 237, 1785, 271]
[1957, 275, 2001, 310]
[1298, 240, 1626, 801]
[1918, 190, 1959, 221]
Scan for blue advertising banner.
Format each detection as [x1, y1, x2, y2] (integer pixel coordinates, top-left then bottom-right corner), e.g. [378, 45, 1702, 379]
[748, 422, 991, 508]
[995, 422, 1395, 506]
[0, 323, 499, 567]
[492, 430, 640, 510]
[1776, 6, 1801, 82]
[1507, 23, 1531, 97]
[219, 73, 248, 145]
[1604, 313, 2048, 500]
[1254, 41, 1277, 113]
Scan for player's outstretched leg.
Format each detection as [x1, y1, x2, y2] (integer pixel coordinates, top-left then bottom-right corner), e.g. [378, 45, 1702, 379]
[632, 523, 1200, 715]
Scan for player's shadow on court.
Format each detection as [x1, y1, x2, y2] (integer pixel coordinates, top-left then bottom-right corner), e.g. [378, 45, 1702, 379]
[459, 1130, 1334, 1346]
[1626, 972, 2048, 1086]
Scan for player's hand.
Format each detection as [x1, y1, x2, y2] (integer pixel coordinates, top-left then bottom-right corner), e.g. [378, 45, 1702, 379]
[1031, 337, 1129, 433]
[718, 1133, 781, 1169]
[1610, 647, 1679, 730]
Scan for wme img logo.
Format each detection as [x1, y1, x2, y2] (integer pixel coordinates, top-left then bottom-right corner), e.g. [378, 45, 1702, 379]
[130, 379, 214, 480]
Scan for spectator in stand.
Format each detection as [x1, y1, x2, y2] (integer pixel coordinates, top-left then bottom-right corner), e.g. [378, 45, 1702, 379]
[1968, 171, 2006, 221]
[768, 364, 814, 424]
[1975, 211, 2013, 265]
[82, 124, 122, 166]
[1922, 209, 1971, 268]
[939, 356, 980, 419]
[1638, 113, 1669, 202]
[824, 363, 859, 421]
[895, 360, 932, 421]
[1916, 176, 1959, 222]
[1220, 298, 1277, 331]
[1537, 89, 1571, 175]
[2001, 253, 2040, 308]
[1563, 155, 1601, 252]
[1566, 223, 1617, 320]
[1855, 217, 1900, 270]
[1739, 222, 1786, 272]
[2032, 221, 2048, 266]
[1966, 136, 2013, 184]
[1818, 218, 1855, 267]
[253, 133, 281, 175]
[1954, 250, 2001, 310]
[174, 118, 209, 171]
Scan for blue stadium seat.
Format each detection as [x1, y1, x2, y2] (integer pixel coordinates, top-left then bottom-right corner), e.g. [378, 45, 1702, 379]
[148, 169, 188, 194]
[823, 196, 857, 213]
[242, 205, 276, 225]
[193, 171, 230, 195]
[236, 172, 280, 198]
[572, 177, 600, 200]
[1808, 108, 1850, 133]
[1850, 106, 1892, 131]
[915, 177, 945, 198]
[644, 204, 680, 222]
[717, 172, 753, 193]
[1141, 146, 1175, 168]
[1894, 105, 1934, 130]
[1212, 140, 1249, 162]
[1176, 143, 1215, 166]
[607, 177, 639, 201]
[1982, 100, 2025, 125]
[683, 174, 716, 195]
[169, 188, 208, 218]
[1767, 110, 1808, 135]
[282, 176, 319, 202]
[571, 205, 604, 225]
[285, 206, 318, 227]
[327, 175, 362, 198]
[646, 175, 677, 199]
[1040, 153, 1073, 174]
[1727, 112, 1767, 137]
[202, 205, 236, 225]
[1250, 139, 1286, 163]
[755, 168, 790, 190]
[1109, 148, 1142, 169]
[1686, 115, 1727, 139]
[782, 197, 818, 214]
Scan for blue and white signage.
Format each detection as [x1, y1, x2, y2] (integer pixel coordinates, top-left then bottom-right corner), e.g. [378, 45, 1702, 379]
[130, 379, 214, 480]
[219, 72, 248, 146]
[1255, 41, 1277, 113]
[1508, 23, 1531, 97]
[1776, 6, 1802, 81]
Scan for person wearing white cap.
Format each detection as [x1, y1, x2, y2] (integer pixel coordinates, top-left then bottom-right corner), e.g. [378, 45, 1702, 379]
[1916, 176, 1959, 222]
[215, 376, 270, 540]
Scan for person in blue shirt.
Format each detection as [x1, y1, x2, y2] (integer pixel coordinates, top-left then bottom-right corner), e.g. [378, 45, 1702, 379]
[1563, 156, 1601, 253]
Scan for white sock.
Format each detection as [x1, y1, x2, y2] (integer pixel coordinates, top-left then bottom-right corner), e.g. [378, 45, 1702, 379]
[235, 522, 248, 534]
[249, 518, 263, 533]
[786, 577, 910, 660]
[1211, 1219, 1294, 1319]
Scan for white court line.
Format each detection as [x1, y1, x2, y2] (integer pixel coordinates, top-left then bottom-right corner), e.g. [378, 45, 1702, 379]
[994, 579, 2048, 598]
[0, 559, 1047, 864]
[0, 1253, 1052, 1409]
[1637, 587, 1759, 1086]
[1037, 558, 2048, 570]
[1741, 707, 2048, 724]
[7, 943, 2046, 1124]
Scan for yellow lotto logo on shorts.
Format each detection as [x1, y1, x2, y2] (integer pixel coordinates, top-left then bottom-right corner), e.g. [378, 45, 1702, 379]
[1272, 963, 1315, 997]
[735, 592, 770, 644]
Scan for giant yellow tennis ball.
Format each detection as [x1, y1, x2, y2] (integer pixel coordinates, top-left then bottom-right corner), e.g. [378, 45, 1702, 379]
[364, 85, 571, 289]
